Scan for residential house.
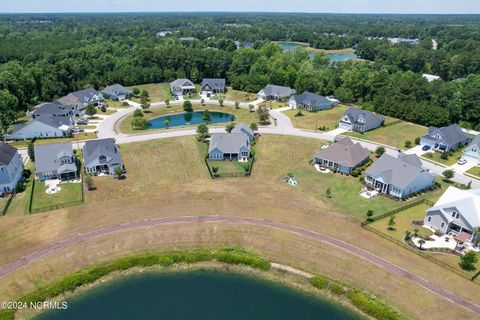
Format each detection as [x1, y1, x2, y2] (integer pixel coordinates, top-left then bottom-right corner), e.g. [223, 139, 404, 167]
[34, 142, 78, 181]
[101, 84, 133, 101]
[156, 31, 173, 38]
[0, 142, 24, 194]
[201, 79, 226, 96]
[313, 137, 370, 174]
[289, 92, 336, 112]
[31, 102, 74, 119]
[208, 133, 250, 162]
[170, 79, 196, 97]
[423, 74, 441, 82]
[463, 135, 480, 164]
[56, 94, 86, 116]
[83, 138, 125, 175]
[339, 108, 385, 133]
[424, 186, 480, 244]
[231, 123, 254, 142]
[257, 85, 296, 101]
[420, 124, 470, 152]
[8, 115, 73, 140]
[365, 153, 435, 198]
[69, 88, 104, 106]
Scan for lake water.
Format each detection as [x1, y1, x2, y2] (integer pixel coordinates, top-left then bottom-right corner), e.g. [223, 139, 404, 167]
[37, 270, 361, 320]
[278, 42, 358, 61]
[148, 111, 234, 129]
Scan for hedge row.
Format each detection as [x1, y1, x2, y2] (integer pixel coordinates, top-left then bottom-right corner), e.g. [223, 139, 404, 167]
[0, 248, 270, 320]
[310, 276, 403, 320]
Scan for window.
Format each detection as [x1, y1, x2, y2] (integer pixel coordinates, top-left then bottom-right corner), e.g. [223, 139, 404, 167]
[427, 216, 432, 222]
[452, 212, 456, 217]
[0, 167, 4, 173]
[456, 213, 460, 219]
[441, 222, 445, 228]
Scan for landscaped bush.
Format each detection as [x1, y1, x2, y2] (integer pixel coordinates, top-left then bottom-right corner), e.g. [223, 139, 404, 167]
[329, 282, 346, 295]
[309, 275, 330, 289]
[347, 289, 402, 320]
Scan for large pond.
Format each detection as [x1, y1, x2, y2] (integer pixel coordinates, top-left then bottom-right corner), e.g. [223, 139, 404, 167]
[147, 111, 235, 129]
[37, 270, 362, 320]
[278, 42, 358, 61]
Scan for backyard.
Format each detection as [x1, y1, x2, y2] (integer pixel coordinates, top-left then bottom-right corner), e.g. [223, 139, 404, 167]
[30, 179, 83, 214]
[197, 141, 253, 177]
[118, 104, 259, 134]
[283, 105, 349, 131]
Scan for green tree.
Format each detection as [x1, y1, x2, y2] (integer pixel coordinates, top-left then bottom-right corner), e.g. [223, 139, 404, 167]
[248, 104, 255, 112]
[415, 137, 421, 145]
[443, 169, 455, 181]
[202, 109, 212, 123]
[86, 103, 96, 117]
[404, 140, 412, 148]
[164, 119, 170, 128]
[183, 100, 193, 112]
[387, 215, 396, 230]
[165, 99, 170, 107]
[366, 210, 374, 221]
[131, 117, 147, 130]
[133, 109, 144, 118]
[249, 122, 258, 132]
[132, 88, 140, 96]
[140, 90, 149, 98]
[201, 98, 205, 106]
[114, 166, 125, 179]
[219, 99, 224, 107]
[418, 239, 426, 250]
[460, 251, 478, 271]
[140, 96, 150, 112]
[326, 188, 332, 199]
[225, 122, 236, 133]
[27, 141, 35, 161]
[84, 175, 94, 191]
[235, 101, 240, 109]
[375, 146, 385, 158]
[197, 123, 209, 137]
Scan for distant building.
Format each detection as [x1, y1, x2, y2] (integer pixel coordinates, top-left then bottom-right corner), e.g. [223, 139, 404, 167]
[102, 84, 133, 101]
[170, 79, 196, 97]
[289, 92, 337, 112]
[423, 74, 441, 82]
[0, 142, 23, 194]
[156, 31, 173, 38]
[388, 38, 420, 45]
[201, 79, 226, 96]
[69, 88, 104, 106]
[313, 137, 370, 174]
[34, 142, 78, 181]
[179, 37, 197, 41]
[339, 108, 385, 133]
[257, 85, 296, 101]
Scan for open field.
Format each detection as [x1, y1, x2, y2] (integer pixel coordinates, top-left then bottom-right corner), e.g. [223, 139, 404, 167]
[118, 104, 259, 134]
[283, 105, 349, 131]
[128, 83, 174, 103]
[1, 135, 480, 320]
[8, 132, 97, 149]
[344, 119, 427, 149]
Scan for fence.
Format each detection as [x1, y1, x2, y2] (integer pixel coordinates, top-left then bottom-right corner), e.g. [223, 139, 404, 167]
[0, 192, 15, 216]
[28, 176, 85, 214]
[205, 156, 255, 179]
[361, 199, 478, 282]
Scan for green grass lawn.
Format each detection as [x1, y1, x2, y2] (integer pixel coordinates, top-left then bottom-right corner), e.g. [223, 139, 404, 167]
[128, 83, 174, 103]
[258, 101, 287, 109]
[344, 118, 427, 149]
[8, 133, 97, 149]
[197, 141, 252, 176]
[31, 180, 83, 213]
[423, 149, 464, 166]
[283, 105, 349, 131]
[106, 100, 130, 109]
[466, 166, 480, 178]
[210, 88, 257, 103]
[119, 104, 259, 134]
[369, 203, 433, 241]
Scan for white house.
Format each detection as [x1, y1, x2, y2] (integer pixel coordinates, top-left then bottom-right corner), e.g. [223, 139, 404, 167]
[170, 79, 196, 97]
[0, 142, 24, 194]
[8, 115, 73, 140]
[339, 108, 385, 133]
[462, 135, 480, 164]
[83, 138, 125, 175]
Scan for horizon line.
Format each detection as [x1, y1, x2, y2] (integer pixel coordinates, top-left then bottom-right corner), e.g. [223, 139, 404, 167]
[0, 11, 480, 15]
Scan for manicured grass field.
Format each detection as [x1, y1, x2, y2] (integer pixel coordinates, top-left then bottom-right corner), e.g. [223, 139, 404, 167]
[8, 133, 97, 149]
[283, 105, 349, 131]
[128, 83, 174, 103]
[197, 141, 252, 176]
[369, 203, 434, 241]
[258, 101, 287, 109]
[106, 100, 130, 109]
[118, 104, 259, 134]
[210, 88, 256, 103]
[344, 119, 427, 149]
[30, 180, 83, 213]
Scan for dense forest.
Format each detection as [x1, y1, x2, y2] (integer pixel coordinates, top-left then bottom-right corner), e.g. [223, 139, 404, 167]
[1, 13, 480, 132]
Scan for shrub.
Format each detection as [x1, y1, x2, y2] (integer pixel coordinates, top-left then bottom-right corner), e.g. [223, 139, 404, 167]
[347, 289, 402, 320]
[15, 181, 26, 193]
[414, 137, 420, 145]
[310, 276, 330, 289]
[460, 251, 478, 271]
[329, 282, 345, 295]
[133, 109, 144, 118]
[440, 151, 449, 160]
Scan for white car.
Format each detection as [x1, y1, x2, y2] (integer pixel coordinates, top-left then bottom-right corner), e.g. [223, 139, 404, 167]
[457, 158, 467, 165]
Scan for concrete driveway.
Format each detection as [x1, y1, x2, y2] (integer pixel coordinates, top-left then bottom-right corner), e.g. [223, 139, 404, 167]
[404, 145, 429, 156]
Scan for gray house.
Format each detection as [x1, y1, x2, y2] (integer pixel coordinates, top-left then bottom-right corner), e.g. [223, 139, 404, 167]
[9, 115, 73, 140]
[31, 102, 74, 119]
[34, 142, 78, 181]
[101, 84, 133, 101]
[313, 137, 370, 174]
[420, 124, 471, 152]
[208, 133, 250, 162]
[83, 138, 125, 175]
[424, 186, 480, 243]
[365, 153, 435, 198]
[56, 94, 86, 116]
[462, 135, 480, 164]
[289, 92, 336, 112]
[257, 85, 296, 101]
[170, 79, 196, 97]
[231, 123, 254, 142]
[70, 88, 104, 106]
[0, 142, 24, 194]
[201, 79, 226, 96]
[339, 108, 385, 133]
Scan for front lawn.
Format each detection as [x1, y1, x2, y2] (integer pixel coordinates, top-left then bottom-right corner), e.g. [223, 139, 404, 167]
[118, 104, 258, 134]
[423, 149, 464, 166]
[283, 105, 349, 131]
[466, 166, 480, 178]
[8, 133, 97, 149]
[128, 83, 174, 103]
[30, 180, 83, 214]
[210, 88, 256, 103]
[258, 101, 287, 109]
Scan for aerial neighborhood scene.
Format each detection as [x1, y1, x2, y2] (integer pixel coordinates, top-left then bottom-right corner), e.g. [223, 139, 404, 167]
[1, 1, 480, 319]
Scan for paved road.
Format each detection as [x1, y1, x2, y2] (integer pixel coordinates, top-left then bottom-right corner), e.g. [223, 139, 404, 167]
[0, 215, 479, 316]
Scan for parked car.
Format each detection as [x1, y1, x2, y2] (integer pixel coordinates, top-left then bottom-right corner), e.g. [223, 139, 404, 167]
[457, 158, 467, 165]
[75, 118, 88, 125]
[422, 145, 431, 151]
[73, 127, 85, 133]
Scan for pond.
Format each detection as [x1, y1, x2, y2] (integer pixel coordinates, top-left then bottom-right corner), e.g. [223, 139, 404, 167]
[278, 42, 358, 61]
[147, 111, 235, 129]
[37, 270, 362, 320]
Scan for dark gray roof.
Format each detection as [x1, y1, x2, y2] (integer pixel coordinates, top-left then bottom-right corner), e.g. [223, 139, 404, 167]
[83, 138, 123, 166]
[366, 153, 430, 189]
[12, 115, 72, 133]
[314, 137, 370, 168]
[259, 85, 296, 97]
[0, 142, 18, 166]
[343, 108, 385, 126]
[31, 102, 67, 117]
[34, 142, 74, 173]
[231, 123, 253, 137]
[208, 133, 249, 154]
[201, 79, 226, 91]
[57, 94, 84, 108]
[70, 88, 101, 103]
[170, 79, 195, 89]
[102, 84, 132, 97]
[292, 92, 332, 106]
[426, 124, 470, 146]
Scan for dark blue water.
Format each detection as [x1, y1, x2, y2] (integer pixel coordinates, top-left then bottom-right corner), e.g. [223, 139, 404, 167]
[37, 270, 361, 320]
[148, 111, 234, 129]
[278, 42, 358, 61]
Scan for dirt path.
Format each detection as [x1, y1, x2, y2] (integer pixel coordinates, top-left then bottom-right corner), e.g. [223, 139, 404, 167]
[1, 215, 480, 315]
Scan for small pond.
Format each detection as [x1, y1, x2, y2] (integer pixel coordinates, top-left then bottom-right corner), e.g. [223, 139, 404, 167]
[147, 111, 235, 129]
[278, 42, 358, 61]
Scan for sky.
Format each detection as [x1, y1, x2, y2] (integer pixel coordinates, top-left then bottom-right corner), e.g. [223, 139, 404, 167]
[0, 0, 479, 14]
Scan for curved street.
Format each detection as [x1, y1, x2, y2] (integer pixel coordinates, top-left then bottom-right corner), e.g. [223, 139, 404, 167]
[0, 215, 479, 315]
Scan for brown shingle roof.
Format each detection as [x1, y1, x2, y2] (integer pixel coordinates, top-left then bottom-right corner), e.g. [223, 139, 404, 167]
[314, 137, 370, 168]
